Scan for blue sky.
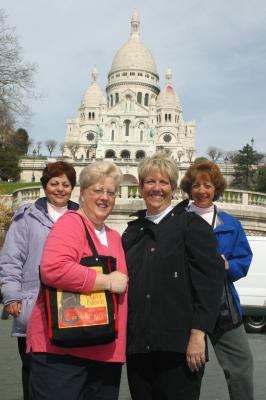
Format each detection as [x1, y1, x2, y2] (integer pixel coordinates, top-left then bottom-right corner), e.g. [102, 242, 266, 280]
[2, 0, 266, 157]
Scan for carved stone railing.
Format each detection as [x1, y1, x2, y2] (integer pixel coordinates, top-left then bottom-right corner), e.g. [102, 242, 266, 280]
[219, 189, 266, 207]
[12, 186, 43, 210]
[3, 185, 266, 236]
[10, 186, 266, 209]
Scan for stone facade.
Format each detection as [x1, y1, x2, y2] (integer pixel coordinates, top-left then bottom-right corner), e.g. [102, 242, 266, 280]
[64, 11, 195, 183]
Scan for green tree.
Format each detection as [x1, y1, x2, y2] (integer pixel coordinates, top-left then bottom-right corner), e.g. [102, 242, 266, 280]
[194, 157, 208, 162]
[0, 146, 21, 181]
[12, 128, 30, 155]
[255, 166, 266, 193]
[232, 143, 264, 190]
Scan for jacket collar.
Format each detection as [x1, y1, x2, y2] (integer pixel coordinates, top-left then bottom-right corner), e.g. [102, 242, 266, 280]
[129, 199, 189, 224]
[35, 197, 79, 213]
[32, 197, 79, 227]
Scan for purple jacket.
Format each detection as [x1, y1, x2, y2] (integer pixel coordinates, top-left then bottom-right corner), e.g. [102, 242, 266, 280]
[0, 197, 78, 337]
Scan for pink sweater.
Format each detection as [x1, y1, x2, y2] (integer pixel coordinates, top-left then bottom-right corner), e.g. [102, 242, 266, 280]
[27, 211, 128, 362]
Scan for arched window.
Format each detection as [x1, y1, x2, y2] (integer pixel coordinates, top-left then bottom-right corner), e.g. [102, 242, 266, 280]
[168, 114, 171, 122]
[137, 92, 142, 104]
[115, 93, 119, 104]
[165, 114, 168, 122]
[121, 150, 130, 159]
[110, 95, 113, 107]
[140, 130, 143, 142]
[92, 112, 95, 120]
[144, 93, 149, 106]
[124, 119, 130, 136]
[136, 150, 145, 160]
[105, 150, 115, 158]
[111, 130, 114, 141]
[89, 112, 91, 120]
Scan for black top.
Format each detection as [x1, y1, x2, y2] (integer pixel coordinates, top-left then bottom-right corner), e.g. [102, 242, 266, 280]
[122, 200, 224, 355]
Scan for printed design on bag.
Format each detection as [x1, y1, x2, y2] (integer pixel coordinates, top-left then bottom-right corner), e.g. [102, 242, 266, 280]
[57, 266, 109, 328]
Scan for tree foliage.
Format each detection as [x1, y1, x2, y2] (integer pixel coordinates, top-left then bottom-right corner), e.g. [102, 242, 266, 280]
[0, 145, 21, 181]
[255, 166, 266, 193]
[11, 128, 30, 155]
[232, 143, 264, 190]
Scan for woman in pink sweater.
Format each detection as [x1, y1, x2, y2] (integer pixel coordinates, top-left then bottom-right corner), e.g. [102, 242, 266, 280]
[27, 161, 128, 400]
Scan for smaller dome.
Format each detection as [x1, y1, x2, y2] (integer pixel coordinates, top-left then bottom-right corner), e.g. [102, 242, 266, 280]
[81, 66, 106, 108]
[157, 69, 180, 109]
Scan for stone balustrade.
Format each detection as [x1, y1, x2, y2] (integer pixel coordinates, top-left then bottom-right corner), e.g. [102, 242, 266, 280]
[2, 185, 266, 236]
[8, 185, 266, 209]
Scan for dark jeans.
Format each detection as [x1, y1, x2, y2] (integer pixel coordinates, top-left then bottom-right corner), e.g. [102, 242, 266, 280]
[29, 352, 122, 400]
[127, 352, 204, 400]
[17, 337, 31, 400]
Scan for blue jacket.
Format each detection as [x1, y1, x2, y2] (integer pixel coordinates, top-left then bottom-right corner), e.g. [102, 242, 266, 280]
[0, 197, 78, 337]
[214, 209, 253, 317]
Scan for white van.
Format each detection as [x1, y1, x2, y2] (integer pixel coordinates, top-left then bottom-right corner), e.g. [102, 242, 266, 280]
[234, 236, 266, 333]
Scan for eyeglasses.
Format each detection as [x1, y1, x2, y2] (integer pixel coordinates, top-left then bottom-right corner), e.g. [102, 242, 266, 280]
[89, 188, 117, 198]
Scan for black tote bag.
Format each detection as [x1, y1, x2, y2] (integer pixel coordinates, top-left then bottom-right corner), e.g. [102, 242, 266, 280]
[43, 216, 118, 347]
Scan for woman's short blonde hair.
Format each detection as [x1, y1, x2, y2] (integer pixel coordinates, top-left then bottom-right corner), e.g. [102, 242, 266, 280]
[180, 160, 226, 201]
[79, 161, 122, 191]
[138, 151, 178, 190]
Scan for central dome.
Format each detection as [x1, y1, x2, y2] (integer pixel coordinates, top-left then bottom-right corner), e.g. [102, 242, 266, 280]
[109, 11, 157, 76]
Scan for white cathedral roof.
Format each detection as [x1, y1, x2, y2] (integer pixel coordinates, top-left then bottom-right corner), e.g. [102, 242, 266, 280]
[109, 11, 157, 75]
[81, 66, 106, 108]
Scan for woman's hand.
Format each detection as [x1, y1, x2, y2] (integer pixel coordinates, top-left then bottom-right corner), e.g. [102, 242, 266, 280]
[93, 271, 128, 293]
[109, 271, 128, 294]
[186, 329, 206, 372]
[5, 301, 21, 318]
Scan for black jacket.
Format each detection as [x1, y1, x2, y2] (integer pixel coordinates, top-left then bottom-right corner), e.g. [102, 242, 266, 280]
[122, 200, 224, 355]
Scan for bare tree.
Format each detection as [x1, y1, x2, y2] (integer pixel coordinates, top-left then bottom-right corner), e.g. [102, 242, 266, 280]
[45, 139, 58, 157]
[66, 142, 80, 160]
[0, 102, 15, 147]
[0, 9, 38, 119]
[36, 141, 42, 157]
[59, 142, 66, 158]
[186, 148, 195, 163]
[226, 151, 238, 164]
[206, 146, 223, 162]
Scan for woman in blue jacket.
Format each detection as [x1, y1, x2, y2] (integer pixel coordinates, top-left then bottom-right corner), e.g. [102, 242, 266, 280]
[180, 160, 254, 400]
[0, 161, 78, 400]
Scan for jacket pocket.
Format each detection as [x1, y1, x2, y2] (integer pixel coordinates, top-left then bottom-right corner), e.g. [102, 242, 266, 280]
[17, 291, 38, 329]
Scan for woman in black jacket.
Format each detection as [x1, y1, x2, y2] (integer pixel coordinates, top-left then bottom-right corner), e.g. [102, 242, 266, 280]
[122, 152, 224, 400]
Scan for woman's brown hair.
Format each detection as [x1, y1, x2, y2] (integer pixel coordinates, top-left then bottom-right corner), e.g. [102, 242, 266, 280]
[180, 160, 226, 201]
[40, 161, 76, 189]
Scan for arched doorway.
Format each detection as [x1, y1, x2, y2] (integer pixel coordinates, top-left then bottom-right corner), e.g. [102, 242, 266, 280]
[105, 150, 116, 158]
[121, 150, 130, 159]
[136, 150, 145, 160]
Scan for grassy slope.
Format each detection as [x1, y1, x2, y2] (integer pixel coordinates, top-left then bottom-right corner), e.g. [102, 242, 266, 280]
[0, 182, 41, 195]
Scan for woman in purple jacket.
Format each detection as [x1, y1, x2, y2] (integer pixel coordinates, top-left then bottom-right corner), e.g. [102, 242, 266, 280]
[0, 161, 78, 400]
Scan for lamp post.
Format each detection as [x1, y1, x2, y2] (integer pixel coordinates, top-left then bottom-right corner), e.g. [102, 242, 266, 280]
[31, 149, 37, 182]
[224, 156, 228, 186]
[251, 137, 254, 148]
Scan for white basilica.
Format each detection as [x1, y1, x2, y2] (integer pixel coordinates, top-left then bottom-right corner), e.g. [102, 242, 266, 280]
[64, 11, 196, 167]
